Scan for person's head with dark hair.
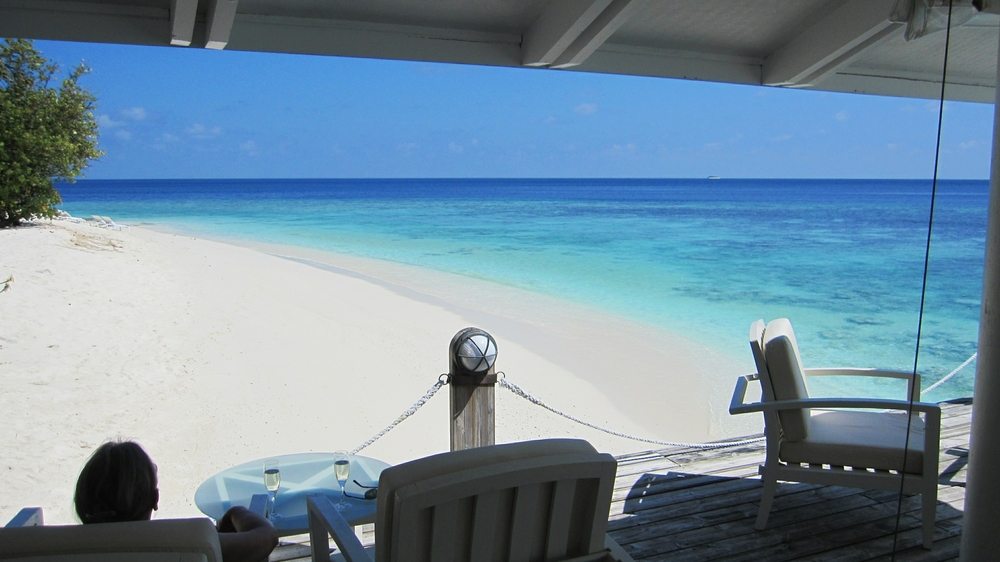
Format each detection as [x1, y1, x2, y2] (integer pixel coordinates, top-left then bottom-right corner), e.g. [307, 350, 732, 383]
[75, 440, 159, 524]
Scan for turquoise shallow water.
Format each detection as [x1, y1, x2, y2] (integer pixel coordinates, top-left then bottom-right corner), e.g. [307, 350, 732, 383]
[57, 178, 987, 401]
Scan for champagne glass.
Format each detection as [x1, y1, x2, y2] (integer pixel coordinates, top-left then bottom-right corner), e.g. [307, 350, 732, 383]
[263, 459, 280, 523]
[333, 451, 352, 511]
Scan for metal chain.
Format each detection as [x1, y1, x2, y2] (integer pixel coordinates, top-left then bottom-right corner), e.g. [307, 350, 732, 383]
[496, 375, 765, 450]
[350, 351, 975, 457]
[350, 375, 450, 455]
[922, 352, 977, 396]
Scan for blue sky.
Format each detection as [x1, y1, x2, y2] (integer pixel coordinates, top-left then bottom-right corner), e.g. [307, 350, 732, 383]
[36, 39, 995, 180]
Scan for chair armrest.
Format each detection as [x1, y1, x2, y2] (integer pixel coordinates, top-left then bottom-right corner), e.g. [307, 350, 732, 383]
[307, 494, 371, 562]
[605, 534, 636, 562]
[803, 368, 921, 402]
[729, 373, 759, 415]
[5, 508, 42, 527]
[248, 493, 268, 517]
[731, 393, 940, 416]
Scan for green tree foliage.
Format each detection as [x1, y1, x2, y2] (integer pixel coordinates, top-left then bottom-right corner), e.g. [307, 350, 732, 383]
[0, 38, 102, 228]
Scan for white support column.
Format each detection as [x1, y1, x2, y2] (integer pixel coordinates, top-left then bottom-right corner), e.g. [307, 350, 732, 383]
[959, 27, 1000, 562]
[205, 0, 239, 50]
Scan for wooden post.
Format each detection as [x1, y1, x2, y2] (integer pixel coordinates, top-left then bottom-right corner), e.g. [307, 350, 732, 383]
[449, 328, 497, 451]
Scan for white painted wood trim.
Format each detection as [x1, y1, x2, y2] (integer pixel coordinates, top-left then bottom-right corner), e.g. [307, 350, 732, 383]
[205, 0, 238, 50]
[169, 0, 197, 46]
[522, 0, 613, 67]
[551, 0, 644, 69]
[763, 0, 900, 86]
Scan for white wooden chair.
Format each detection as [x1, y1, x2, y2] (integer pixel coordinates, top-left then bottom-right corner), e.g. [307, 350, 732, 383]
[0, 494, 268, 561]
[307, 439, 634, 562]
[730, 318, 941, 549]
[0, 513, 223, 562]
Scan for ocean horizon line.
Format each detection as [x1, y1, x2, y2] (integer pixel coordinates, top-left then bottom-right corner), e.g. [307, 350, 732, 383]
[62, 176, 990, 183]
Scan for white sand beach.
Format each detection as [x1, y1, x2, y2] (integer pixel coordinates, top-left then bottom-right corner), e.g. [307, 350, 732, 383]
[0, 220, 757, 525]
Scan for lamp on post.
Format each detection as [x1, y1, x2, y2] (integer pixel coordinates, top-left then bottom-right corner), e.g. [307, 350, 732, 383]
[449, 327, 497, 451]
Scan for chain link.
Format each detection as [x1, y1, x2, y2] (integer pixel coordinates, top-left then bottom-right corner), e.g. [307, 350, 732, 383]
[496, 375, 765, 450]
[350, 376, 449, 455]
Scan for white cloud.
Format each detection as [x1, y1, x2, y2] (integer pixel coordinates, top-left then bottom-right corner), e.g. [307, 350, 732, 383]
[835, 110, 848, 121]
[120, 107, 147, 121]
[705, 142, 723, 149]
[772, 134, 792, 142]
[574, 103, 597, 115]
[97, 114, 124, 128]
[471, 139, 479, 145]
[185, 123, 223, 139]
[449, 142, 464, 153]
[959, 140, 979, 150]
[161, 133, 179, 143]
[543, 116, 557, 124]
[397, 142, 418, 152]
[114, 130, 132, 141]
[240, 140, 260, 156]
[887, 143, 898, 150]
[610, 143, 637, 154]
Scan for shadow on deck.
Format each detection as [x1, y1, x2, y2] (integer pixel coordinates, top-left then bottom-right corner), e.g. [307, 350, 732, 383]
[607, 399, 971, 561]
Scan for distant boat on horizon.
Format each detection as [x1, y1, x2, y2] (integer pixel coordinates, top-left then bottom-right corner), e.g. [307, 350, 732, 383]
[707, 176, 721, 180]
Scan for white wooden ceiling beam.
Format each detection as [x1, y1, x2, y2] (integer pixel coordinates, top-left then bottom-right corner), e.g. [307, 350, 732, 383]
[205, 0, 238, 50]
[550, 0, 643, 69]
[169, 0, 197, 46]
[522, 0, 613, 66]
[763, 0, 900, 87]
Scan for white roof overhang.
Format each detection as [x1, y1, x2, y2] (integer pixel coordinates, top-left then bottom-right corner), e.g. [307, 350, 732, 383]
[0, 0, 997, 102]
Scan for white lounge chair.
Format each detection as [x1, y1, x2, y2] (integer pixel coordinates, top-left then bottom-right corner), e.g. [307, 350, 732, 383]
[101, 216, 130, 231]
[89, 215, 107, 227]
[307, 439, 634, 562]
[730, 318, 941, 549]
[55, 211, 86, 224]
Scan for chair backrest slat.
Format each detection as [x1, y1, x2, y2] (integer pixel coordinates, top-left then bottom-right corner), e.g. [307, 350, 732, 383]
[508, 482, 544, 562]
[544, 479, 578, 560]
[430, 500, 459, 562]
[468, 491, 500, 562]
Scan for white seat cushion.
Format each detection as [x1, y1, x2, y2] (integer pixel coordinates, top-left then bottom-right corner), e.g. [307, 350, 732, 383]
[763, 318, 810, 442]
[779, 410, 925, 474]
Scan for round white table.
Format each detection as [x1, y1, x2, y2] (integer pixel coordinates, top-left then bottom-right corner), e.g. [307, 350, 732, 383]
[194, 453, 389, 536]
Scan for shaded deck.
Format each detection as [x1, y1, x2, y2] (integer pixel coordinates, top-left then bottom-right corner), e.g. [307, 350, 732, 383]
[273, 399, 970, 561]
[608, 399, 970, 561]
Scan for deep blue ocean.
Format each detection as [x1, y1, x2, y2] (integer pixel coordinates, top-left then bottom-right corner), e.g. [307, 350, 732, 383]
[57, 178, 987, 401]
